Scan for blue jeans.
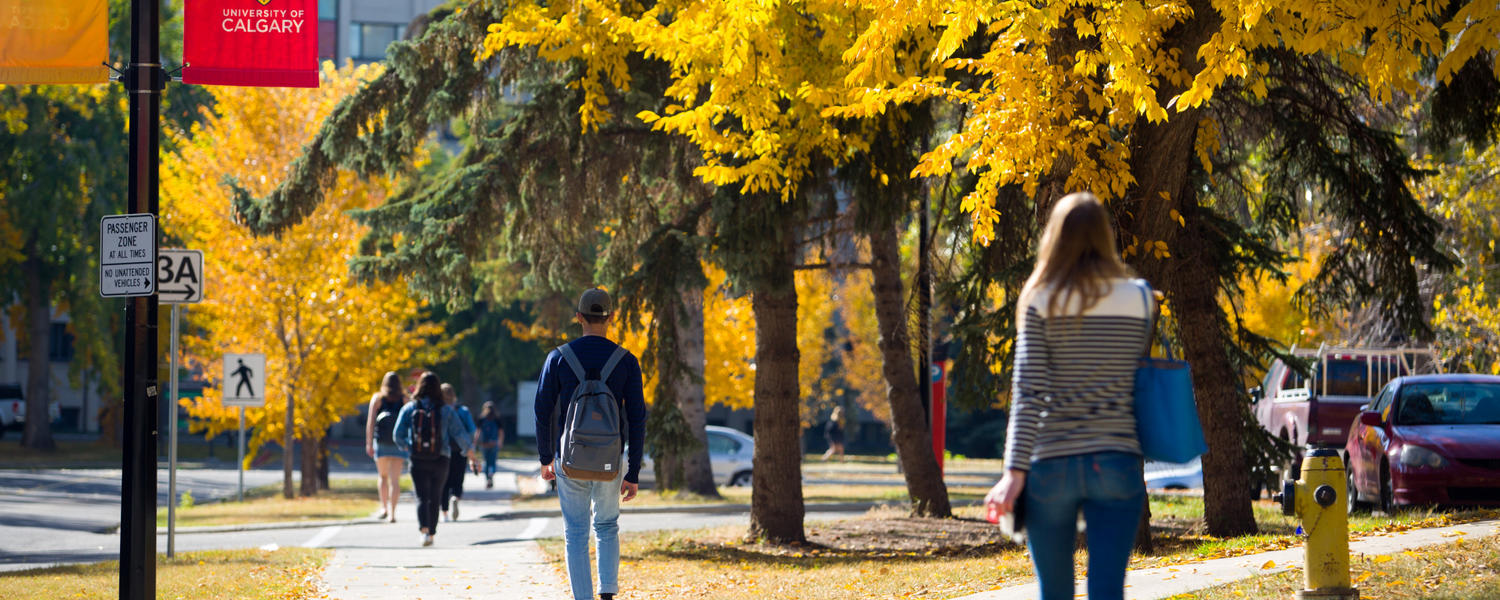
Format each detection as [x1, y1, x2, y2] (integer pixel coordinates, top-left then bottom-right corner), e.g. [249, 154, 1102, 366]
[556, 468, 622, 600]
[483, 447, 498, 478]
[1024, 452, 1146, 600]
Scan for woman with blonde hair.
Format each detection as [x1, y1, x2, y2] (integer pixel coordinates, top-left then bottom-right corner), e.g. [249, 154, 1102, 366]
[365, 371, 407, 522]
[984, 191, 1154, 600]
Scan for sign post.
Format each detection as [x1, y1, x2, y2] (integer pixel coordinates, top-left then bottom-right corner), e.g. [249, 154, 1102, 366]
[222, 353, 266, 503]
[118, 0, 166, 595]
[158, 249, 203, 558]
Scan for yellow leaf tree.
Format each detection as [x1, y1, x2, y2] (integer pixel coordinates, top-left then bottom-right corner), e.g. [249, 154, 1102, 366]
[163, 63, 448, 498]
[487, 0, 1496, 538]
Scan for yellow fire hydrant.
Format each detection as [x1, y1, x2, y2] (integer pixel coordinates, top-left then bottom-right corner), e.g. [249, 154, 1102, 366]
[1272, 447, 1360, 600]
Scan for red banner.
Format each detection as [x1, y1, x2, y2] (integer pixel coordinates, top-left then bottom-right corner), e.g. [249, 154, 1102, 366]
[183, 0, 319, 88]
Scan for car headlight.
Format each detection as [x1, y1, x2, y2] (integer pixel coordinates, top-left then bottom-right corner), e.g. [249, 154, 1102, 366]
[1399, 445, 1448, 469]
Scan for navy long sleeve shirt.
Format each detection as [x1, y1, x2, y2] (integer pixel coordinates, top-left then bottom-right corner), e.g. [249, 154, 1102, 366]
[534, 336, 647, 483]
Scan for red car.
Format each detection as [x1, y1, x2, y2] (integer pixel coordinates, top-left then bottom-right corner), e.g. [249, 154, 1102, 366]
[1345, 374, 1500, 512]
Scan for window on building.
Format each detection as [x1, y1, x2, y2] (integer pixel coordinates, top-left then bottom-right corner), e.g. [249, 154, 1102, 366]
[318, 0, 338, 61]
[349, 22, 406, 61]
[48, 322, 74, 362]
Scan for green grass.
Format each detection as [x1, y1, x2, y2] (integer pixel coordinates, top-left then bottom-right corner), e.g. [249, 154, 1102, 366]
[0, 548, 330, 600]
[0, 439, 257, 469]
[1176, 532, 1500, 599]
[530, 498, 1499, 600]
[156, 477, 407, 528]
[1140, 494, 1500, 563]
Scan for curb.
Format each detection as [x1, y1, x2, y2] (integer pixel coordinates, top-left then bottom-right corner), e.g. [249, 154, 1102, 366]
[479, 500, 895, 521]
[170, 516, 387, 534]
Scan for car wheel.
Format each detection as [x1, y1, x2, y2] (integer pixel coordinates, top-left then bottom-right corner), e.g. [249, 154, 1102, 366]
[729, 470, 752, 487]
[1379, 462, 1397, 515]
[1346, 468, 1369, 514]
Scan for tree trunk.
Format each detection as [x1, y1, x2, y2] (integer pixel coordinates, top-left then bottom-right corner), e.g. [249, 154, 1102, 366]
[1109, 0, 1254, 538]
[748, 259, 805, 543]
[300, 428, 323, 496]
[460, 357, 482, 411]
[868, 225, 951, 517]
[21, 257, 56, 451]
[1134, 502, 1154, 552]
[283, 387, 296, 499]
[318, 431, 331, 489]
[1171, 229, 1259, 536]
[673, 284, 720, 498]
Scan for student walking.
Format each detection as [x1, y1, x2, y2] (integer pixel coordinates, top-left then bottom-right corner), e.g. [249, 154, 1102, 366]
[985, 192, 1154, 600]
[439, 383, 477, 521]
[535, 287, 647, 600]
[364, 372, 407, 522]
[821, 406, 846, 462]
[476, 401, 504, 489]
[394, 372, 474, 546]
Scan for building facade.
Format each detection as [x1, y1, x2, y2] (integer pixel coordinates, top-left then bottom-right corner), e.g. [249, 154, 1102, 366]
[317, 0, 447, 65]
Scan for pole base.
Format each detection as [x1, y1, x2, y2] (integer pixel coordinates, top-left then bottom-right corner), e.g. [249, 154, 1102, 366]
[1297, 587, 1359, 600]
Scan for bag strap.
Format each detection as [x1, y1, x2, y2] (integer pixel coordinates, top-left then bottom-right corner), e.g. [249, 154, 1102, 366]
[1135, 281, 1177, 360]
[1135, 281, 1159, 359]
[557, 344, 587, 380]
[599, 346, 628, 382]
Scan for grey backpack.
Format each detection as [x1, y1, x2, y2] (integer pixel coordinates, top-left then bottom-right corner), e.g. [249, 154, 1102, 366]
[552, 344, 629, 481]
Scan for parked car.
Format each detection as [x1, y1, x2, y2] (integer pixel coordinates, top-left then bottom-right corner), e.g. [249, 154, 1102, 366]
[0, 384, 24, 438]
[1253, 346, 1439, 468]
[1145, 457, 1203, 490]
[1345, 374, 1500, 513]
[639, 425, 755, 487]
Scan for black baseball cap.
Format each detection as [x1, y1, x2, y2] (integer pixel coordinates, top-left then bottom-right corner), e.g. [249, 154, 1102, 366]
[576, 287, 612, 317]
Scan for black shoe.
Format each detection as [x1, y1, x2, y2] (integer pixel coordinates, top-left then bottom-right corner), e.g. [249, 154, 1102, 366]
[599, 594, 614, 600]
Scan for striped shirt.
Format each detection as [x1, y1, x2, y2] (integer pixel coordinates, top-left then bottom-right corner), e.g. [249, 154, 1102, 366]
[1003, 278, 1155, 471]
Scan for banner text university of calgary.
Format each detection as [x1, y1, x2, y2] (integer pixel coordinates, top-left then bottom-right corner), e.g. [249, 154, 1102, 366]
[220, 7, 306, 33]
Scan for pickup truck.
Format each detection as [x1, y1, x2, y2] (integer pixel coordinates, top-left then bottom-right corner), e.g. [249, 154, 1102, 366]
[1251, 347, 1440, 463]
[0, 384, 25, 438]
[0, 384, 60, 438]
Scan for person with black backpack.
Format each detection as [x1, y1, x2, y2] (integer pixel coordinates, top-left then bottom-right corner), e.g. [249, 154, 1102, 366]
[535, 287, 647, 600]
[364, 372, 407, 522]
[394, 371, 474, 547]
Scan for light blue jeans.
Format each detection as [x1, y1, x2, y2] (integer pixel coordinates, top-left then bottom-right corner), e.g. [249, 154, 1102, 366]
[1024, 451, 1146, 600]
[556, 468, 623, 600]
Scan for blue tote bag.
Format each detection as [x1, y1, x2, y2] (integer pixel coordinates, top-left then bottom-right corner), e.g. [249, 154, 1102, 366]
[1133, 284, 1208, 463]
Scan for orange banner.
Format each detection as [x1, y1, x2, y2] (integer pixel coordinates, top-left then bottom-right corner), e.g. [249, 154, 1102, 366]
[0, 0, 108, 84]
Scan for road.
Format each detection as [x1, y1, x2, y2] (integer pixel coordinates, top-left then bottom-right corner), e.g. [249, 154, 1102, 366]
[0, 462, 855, 573]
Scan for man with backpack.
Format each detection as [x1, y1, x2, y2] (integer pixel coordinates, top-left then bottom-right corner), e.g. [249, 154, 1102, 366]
[535, 287, 647, 600]
[394, 371, 473, 547]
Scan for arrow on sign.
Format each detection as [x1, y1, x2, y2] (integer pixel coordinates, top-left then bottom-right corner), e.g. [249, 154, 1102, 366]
[160, 284, 197, 300]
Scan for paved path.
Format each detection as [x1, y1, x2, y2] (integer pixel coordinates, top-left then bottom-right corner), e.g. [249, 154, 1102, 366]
[954, 518, 1500, 600]
[315, 474, 563, 600]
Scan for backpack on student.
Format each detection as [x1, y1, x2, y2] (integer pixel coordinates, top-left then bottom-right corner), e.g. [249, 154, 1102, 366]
[551, 344, 629, 481]
[374, 398, 399, 445]
[410, 397, 444, 460]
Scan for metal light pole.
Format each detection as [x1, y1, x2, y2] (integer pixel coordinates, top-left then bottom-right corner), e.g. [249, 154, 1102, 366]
[120, 0, 163, 597]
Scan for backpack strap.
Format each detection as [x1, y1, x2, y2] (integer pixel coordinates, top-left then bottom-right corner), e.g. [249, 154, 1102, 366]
[599, 346, 628, 381]
[557, 344, 587, 380]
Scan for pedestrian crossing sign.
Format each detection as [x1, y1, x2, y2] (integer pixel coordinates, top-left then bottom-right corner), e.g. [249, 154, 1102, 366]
[222, 353, 266, 407]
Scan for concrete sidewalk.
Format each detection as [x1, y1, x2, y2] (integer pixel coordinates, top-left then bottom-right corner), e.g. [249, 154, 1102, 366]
[318, 540, 562, 600]
[954, 518, 1500, 600]
[316, 472, 566, 599]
